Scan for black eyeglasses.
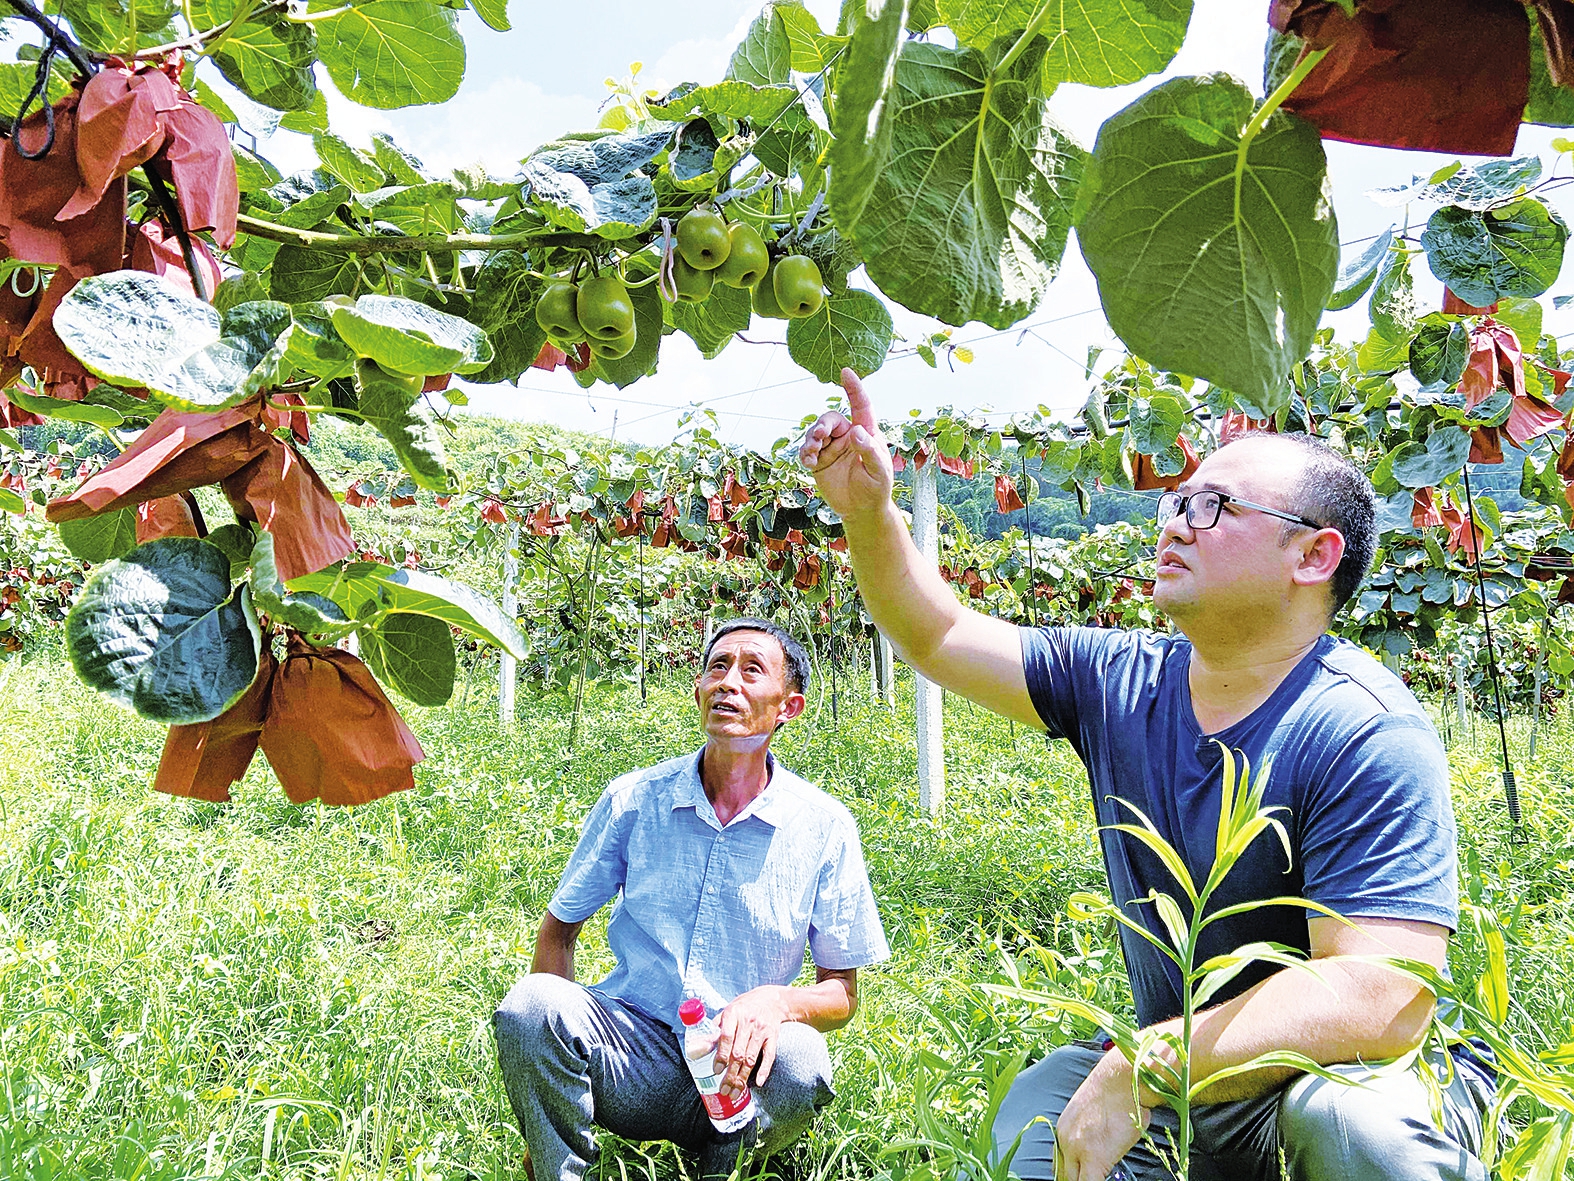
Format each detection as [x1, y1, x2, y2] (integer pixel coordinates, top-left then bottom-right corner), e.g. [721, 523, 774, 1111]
[1155, 490, 1324, 532]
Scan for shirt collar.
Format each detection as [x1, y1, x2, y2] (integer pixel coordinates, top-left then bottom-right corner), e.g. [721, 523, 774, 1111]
[673, 747, 790, 829]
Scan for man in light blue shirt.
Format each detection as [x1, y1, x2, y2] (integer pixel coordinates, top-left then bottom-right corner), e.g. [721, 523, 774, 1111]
[493, 618, 890, 1181]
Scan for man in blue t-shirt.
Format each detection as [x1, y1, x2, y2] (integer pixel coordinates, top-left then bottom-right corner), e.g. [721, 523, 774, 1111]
[800, 370, 1493, 1180]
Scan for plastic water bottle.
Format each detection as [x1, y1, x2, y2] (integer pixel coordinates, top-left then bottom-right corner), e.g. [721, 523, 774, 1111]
[678, 997, 758, 1133]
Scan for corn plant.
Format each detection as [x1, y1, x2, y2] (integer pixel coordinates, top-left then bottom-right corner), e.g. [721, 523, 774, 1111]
[985, 744, 1374, 1178]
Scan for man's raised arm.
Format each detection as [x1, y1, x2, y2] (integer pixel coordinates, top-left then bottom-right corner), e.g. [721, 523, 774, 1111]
[799, 369, 1043, 729]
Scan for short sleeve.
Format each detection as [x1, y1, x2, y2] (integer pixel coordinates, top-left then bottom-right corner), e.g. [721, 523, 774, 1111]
[1019, 625, 1130, 742]
[548, 788, 632, 924]
[1297, 714, 1459, 931]
[807, 818, 890, 971]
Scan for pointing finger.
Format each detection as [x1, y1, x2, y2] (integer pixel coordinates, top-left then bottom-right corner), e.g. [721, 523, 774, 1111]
[841, 368, 874, 434]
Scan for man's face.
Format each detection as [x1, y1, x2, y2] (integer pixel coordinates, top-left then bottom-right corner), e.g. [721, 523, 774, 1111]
[1152, 439, 1317, 624]
[693, 631, 805, 743]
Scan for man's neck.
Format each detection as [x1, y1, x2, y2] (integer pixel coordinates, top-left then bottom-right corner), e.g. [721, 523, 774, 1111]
[1183, 621, 1326, 736]
[699, 740, 773, 827]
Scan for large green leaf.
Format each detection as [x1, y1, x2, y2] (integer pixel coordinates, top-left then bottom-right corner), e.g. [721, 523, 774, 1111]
[289, 562, 527, 659]
[355, 363, 454, 491]
[777, 0, 841, 70]
[245, 531, 352, 639]
[669, 284, 752, 360]
[1368, 249, 1417, 344]
[267, 245, 361, 303]
[3, 383, 123, 427]
[364, 612, 456, 706]
[1127, 393, 1187, 454]
[527, 172, 654, 238]
[314, 132, 388, 192]
[316, 1, 466, 109]
[1495, 296, 1543, 349]
[328, 294, 492, 376]
[467, 0, 509, 32]
[199, 1, 319, 113]
[55, 274, 295, 412]
[849, 39, 1085, 329]
[1373, 157, 1542, 212]
[284, 303, 356, 379]
[523, 125, 675, 240]
[938, 0, 1191, 89]
[0, 62, 71, 112]
[58, 510, 138, 563]
[53, 271, 222, 389]
[1420, 199, 1570, 307]
[373, 133, 431, 185]
[61, 0, 177, 54]
[727, 4, 792, 86]
[1075, 74, 1337, 413]
[1325, 227, 1392, 311]
[1408, 317, 1470, 393]
[786, 289, 894, 382]
[469, 251, 547, 384]
[827, 0, 907, 237]
[156, 300, 295, 411]
[651, 81, 802, 125]
[66, 538, 261, 725]
[1389, 428, 1472, 490]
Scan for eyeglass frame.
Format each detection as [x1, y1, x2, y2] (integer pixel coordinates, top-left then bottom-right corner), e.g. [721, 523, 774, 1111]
[1155, 489, 1326, 533]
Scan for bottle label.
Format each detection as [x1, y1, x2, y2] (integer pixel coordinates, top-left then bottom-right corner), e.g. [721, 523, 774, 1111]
[686, 1054, 752, 1120]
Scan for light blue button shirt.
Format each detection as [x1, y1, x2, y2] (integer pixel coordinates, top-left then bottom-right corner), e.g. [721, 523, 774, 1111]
[549, 748, 890, 1031]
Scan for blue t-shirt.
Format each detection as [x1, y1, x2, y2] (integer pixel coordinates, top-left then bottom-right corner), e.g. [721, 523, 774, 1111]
[1021, 626, 1458, 1028]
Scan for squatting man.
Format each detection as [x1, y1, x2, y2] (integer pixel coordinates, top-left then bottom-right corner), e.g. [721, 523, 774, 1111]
[798, 368, 1496, 1180]
[492, 618, 889, 1180]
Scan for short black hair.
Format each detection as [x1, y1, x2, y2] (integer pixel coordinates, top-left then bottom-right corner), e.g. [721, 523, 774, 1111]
[702, 618, 812, 696]
[1229, 431, 1376, 615]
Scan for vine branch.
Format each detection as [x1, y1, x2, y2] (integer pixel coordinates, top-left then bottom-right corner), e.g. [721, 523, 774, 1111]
[236, 212, 582, 255]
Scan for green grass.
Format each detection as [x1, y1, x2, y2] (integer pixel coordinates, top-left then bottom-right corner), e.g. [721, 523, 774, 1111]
[0, 648, 1570, 1179]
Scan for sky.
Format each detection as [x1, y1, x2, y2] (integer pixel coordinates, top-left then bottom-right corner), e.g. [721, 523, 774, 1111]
[235, 1, 1574, 450]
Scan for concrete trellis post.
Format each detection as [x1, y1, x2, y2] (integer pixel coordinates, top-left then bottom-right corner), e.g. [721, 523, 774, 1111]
[911, 462, 944, 815]
[1455, 656, 1468, 732]
[500, 519, 519, 728]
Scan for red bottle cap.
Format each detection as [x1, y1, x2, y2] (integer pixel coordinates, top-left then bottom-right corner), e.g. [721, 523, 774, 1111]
[678, 998, 706, 1026]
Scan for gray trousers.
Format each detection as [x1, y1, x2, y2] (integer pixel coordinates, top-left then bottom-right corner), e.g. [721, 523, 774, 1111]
[993, 1038, 1496, 1180]
[493, 974, 835, 1181]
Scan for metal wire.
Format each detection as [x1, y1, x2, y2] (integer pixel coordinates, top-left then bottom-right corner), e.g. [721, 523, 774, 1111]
[1461, 464, 1522, 834]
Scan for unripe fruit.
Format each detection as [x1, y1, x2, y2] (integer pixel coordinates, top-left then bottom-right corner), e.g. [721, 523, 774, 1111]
[664, 255, 713, 303]
[752, 259, 788, 319]
[773, 255, 824, 318]
[676, 207, 731, 271]
[576, 276, 636, 340]
[715, 223, 769, 289]
[535, 281, 584, 342]
[589, 327, 637, 360]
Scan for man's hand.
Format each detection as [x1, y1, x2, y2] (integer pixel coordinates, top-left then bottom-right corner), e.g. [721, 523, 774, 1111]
[798, 368, 893, 524]
[713, 986, 792, 1101]
[1054, 1049, 1152, 1181]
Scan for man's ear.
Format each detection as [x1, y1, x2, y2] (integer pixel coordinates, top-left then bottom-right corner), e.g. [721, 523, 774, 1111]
[1292, 527, 1345, 589]
[777, 691, 806, 723]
